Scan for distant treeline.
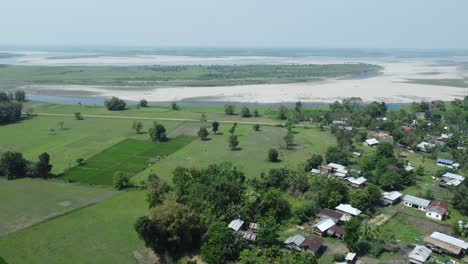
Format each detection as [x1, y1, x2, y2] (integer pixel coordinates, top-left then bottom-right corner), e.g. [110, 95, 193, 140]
[0, 64, 382, 87]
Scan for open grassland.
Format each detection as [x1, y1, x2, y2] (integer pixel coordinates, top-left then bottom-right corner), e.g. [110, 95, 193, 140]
[133, 123, 337, 182]
[0, 178, 116, 236]
[0, 64, 382, 87]
[62, 136, 194, 185]
[0, 115, 181, 174]
[0, 191, 147, 264]
[26, 101, 304, 124]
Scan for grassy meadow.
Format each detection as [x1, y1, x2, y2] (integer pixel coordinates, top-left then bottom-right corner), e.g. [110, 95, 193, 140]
[0, 64, 382, 87]
[133, 123, 337, 182]
[0, 115, 181, 174]
[0, 191, 147, 264]
[0, 178, 116, 236]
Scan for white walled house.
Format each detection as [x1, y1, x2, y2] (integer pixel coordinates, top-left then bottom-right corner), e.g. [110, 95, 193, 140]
[403, 195, 431, 211]
[425, 201, 449, 221]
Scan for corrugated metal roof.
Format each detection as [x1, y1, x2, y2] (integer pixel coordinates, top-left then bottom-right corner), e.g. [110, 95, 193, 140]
[443, 173, 465, 182]
[403, 194, 431, 207]
[313, 218, 335, 232]
[383, 191, 402, 201]
[335, 204, 362, 216]
[284, 234, 306, 246]
[437, 158, 454, 165]
[347, 176, 367, 185]
[228, 219, 244, 232]
[430, 232, 468, 250]
[409, 245, 431, 262]
[365, 138, 379, 145]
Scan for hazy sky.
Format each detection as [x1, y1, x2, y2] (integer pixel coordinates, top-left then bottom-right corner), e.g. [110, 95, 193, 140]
[2, 0, 468, 49]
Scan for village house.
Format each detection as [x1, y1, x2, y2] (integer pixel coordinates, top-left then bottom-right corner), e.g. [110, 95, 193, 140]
[424, 232, 468, 257]
[284, 235, 323, 254]
[335, 203, 362, 219]
[284, 234, 306, 251]
[313, 218, 336, 237]
[227, 219, 258, 242]
[437, 158, 460, 169]
[408, 245, 432, 264]
[300, 236, 323, 254]
[382, 191, 402, 206]
[346, 176, 367, 189]
[439, 172, 465, 187]
[365, 138, 379, 147]
[425, 201, 449, 221]
[317, 208, 344, 223]
[403, 195, 431, 211]
[416, 141, 436, 152]
[352, 152, 362, 158]
[320, 163, 348, 178]
[327, 225, 345, 239]
[335, 252, 357, 264]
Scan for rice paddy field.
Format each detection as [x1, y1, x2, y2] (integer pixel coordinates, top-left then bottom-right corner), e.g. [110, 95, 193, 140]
[62, 136, 194, 185]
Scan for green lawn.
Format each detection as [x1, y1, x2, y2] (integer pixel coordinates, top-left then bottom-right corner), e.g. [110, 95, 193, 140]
[62, 136, 194, 185]
[0, 178, 116, 236]
[133, 124, 337, 182]
[0, 191, 147, 264]
[0, 115, 181, 174]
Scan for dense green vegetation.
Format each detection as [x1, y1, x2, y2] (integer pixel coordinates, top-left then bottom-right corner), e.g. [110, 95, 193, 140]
[1, 95, 468, 264]
[62, 136, 194, 185]
[0, 64, 382, 87]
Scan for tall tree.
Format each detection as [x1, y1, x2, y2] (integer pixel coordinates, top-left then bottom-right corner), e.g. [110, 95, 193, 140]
[134, 201, 202, 257]
[201, 221, 246, 264]
[0, 152, 27, 180]
[229, 135, 239, 150]
[146, 173, 171, 208]
[149, 122, 167, 142]
[34, 152, 53, 179]
[344, 218, 362, 252]
[198, 127, 209, 140]
[212, 121, 220, 134]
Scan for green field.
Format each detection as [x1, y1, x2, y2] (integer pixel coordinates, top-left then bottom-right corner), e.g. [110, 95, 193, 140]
[0, 115, 181, 173]
[0, 178, 116, 236]
[62, 136, 194, 185]
[133, 124, 337, 182]
[0, 64, 382, 87]
[0, 191, 147, 264]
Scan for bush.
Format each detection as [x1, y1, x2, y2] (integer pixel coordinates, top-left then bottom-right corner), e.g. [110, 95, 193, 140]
[224, 104, 235, 115]
[74, 112, 84, 120]
[171, 102, 179, 110]
[104, 97, 126, 111]
[139, 99, 148, 107]
[241, 106, 251, 117]
[0, 101, 22, 124]
[76, 158, 85, 165]
[113, 172, 131, 190]
[268, 149, 279, 162]
[253, 124, 260, 131]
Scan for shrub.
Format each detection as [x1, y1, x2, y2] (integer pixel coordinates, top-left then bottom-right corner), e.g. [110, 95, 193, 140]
[104, 97, 126, 111]
[268, 149, 279, 162]
[139, 99, 148, 107]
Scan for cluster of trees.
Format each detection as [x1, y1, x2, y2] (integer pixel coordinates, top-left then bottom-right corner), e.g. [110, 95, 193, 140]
[134, 162, 306, 263]
[224, 104, 259, 118]
[0, 152, 52, 180]
[104, 97, 126, 111]
[149, 122, 167, 142]
[0, 91, 24, 124]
